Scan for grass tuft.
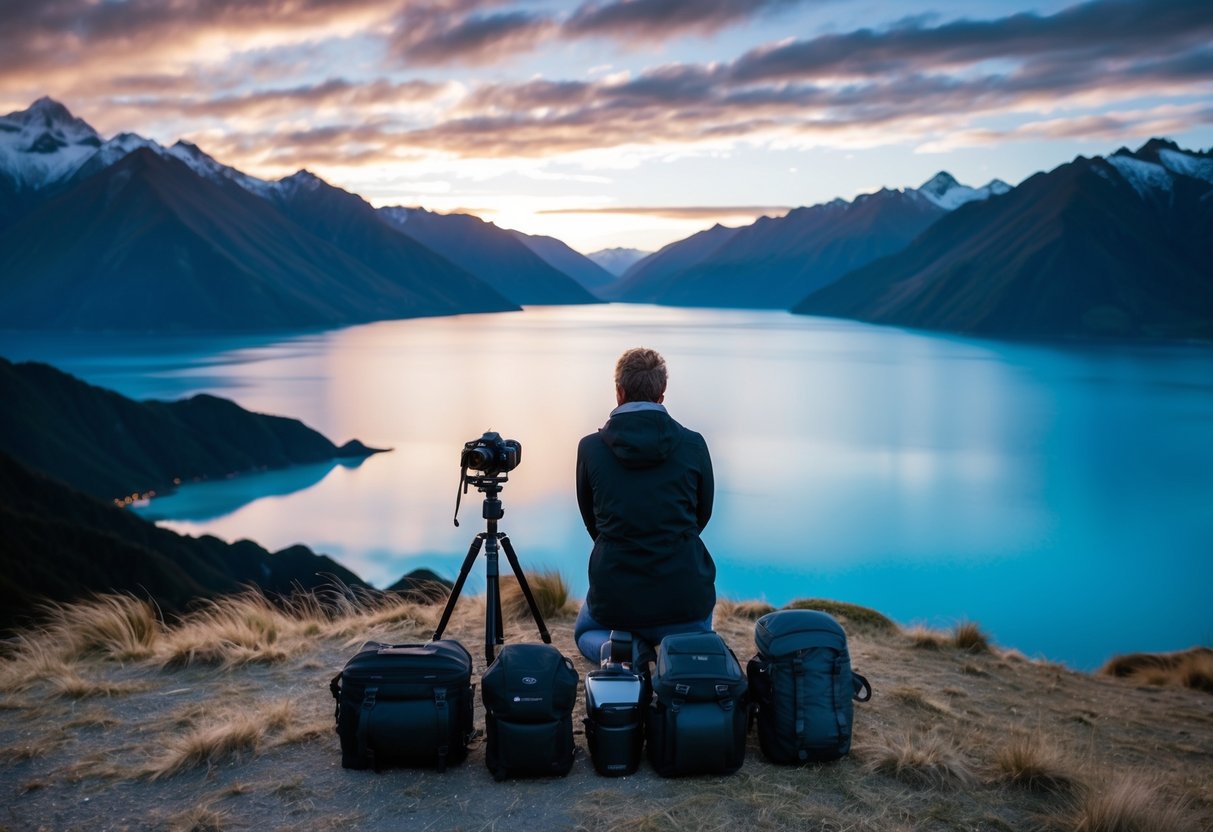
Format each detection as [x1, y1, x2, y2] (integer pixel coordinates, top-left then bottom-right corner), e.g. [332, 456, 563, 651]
[992, 733, 1079, 794]
[784, 598, 897, 632]
[715, 599, 776, 621]
[148, 711, 264, 780]
[155, 593, 296, 668]
[1071, 775, 1196, 832]
[500, 569, 576, 621]
[954, 620, 991, 653]
[863, 729, 978, 789]
[904, 625, 949, 650]
[1100, 647, 1213, 694]
[166, 803, 229, 832]
[41, 594, 163, 661]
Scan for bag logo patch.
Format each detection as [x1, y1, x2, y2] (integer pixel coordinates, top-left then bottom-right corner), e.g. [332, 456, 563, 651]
[522, 676, 538, 685]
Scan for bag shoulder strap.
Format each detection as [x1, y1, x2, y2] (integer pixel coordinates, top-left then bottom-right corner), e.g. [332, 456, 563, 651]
[852, 671, 872, 702]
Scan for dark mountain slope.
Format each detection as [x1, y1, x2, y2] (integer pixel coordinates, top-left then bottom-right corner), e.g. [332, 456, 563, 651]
[0, 149, 503, 331]
[0, 357, 381, 502]
[609, 174, 1007, 308]
[605, 223, 740, 301]
[508, 229, 615, 295]
[378, 207, 600, 305]
[794, 144, 1213, 340]
[642, 194, 944, 308]
[0, 450, 367, 631]
[267, 172, 519, 314]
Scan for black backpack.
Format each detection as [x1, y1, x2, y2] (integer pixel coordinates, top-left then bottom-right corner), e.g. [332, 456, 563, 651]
[747, 609, 872, 764]
[480, 643, 579, 780]
[646, 631, 748, 777]
[330, 639, 475, 771]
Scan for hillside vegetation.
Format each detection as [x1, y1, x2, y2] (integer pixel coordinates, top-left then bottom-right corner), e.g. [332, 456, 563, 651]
[1, 582, 1209, 832]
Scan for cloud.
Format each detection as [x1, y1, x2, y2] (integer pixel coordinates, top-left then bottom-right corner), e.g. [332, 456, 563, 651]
[728, 0, 1213, 83]
[917, 103, 1213, 152]
[389, 0, 1213, 158]
[0, 0, 400, 87]
[389, 0, 814, 65]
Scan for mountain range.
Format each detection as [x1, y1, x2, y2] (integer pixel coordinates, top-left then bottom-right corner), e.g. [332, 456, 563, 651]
[0, 98, 599, 331]
[2, 97, 1211, 340]
[608, 173, 1011, 308]
[794, 140, 1213, 339]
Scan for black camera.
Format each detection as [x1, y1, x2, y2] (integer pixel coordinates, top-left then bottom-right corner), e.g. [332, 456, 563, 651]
[460, 431, 522, 477]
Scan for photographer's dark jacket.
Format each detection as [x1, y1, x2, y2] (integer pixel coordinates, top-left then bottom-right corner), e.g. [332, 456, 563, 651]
[576, 404, 716, 629]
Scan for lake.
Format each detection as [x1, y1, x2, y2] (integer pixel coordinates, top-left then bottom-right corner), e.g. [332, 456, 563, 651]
[3, 305, 1211, 670]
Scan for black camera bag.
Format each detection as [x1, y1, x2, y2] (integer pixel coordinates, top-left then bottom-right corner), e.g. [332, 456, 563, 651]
[584, 664, 648, 776]
[747, 609, 871, 764]
[646, 631, 748, 777]
[481, 643, 579, 780]
[330, 639, 474, 772]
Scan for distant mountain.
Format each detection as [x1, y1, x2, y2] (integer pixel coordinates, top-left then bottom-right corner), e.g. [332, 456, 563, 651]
[509, 229, 615, 295]
[606, 224, 742, 301]
[0, 146, 518, 330]
[610, 174, 1010, 308]
[587, 247, 651, 277]
[378, 206, 600, 305]
[793, 140, 1213, 340]
[0, 98, 524, 330]
[0, 449, 370, 631]
[0, 356, 383, 502]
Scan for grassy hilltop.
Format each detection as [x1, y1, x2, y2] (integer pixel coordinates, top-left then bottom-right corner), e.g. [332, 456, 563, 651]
[0, 578, 1210, 832]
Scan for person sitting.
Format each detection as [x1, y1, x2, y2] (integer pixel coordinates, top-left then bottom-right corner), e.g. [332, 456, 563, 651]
[573, 347, 716, 663]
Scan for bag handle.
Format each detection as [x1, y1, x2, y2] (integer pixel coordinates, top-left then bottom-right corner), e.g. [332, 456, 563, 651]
[356, 686, 379, 772]
[852, 671, 872, 702]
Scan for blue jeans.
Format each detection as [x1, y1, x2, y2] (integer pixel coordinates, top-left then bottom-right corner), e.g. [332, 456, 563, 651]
[573, 604, 713, 664]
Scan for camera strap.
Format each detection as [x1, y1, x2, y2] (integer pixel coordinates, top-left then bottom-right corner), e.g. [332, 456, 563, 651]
[453, 464, 469, 527]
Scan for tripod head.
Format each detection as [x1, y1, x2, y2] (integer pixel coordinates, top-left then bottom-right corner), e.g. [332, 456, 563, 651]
[453, 471, 508, 526]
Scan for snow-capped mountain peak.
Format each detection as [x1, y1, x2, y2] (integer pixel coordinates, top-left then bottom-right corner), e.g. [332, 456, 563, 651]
[166, 140, 276, 199]
[914, 171, 1005, 210]
[0, 98, 104, 191]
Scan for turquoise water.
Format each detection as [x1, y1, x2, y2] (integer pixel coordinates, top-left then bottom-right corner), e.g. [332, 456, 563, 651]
[3, 306, 1211, 669]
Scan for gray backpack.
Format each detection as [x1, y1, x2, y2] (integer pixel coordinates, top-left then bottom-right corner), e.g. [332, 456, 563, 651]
[747, 609, 871, 764]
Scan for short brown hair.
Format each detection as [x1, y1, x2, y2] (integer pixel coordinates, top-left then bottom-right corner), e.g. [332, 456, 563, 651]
[615, 347, 667, 403]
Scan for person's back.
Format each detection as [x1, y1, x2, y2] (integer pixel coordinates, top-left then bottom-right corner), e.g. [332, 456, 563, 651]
[574, 347, 716, 662]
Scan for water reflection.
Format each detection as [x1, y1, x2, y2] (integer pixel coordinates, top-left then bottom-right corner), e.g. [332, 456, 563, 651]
[131, 457, 372, 523]
[3, 306, 1211, 669]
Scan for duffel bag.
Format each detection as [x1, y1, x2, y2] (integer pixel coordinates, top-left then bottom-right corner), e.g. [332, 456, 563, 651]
[330, 639, 474, 771]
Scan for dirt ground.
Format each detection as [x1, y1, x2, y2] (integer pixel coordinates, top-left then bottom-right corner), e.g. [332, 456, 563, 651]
[1, 599, 1211, 832]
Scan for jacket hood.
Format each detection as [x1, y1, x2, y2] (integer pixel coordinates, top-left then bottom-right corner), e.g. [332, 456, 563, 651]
[600, 410, 681, 468]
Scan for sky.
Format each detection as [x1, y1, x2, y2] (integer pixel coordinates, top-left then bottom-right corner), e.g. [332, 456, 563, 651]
[2, 0, 1212, 253]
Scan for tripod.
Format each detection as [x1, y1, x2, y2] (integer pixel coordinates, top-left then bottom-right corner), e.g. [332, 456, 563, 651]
[433, 474, 552, 663]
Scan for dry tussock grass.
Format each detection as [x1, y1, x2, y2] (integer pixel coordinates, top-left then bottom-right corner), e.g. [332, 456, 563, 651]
[500, 569, 578, 621]
[903, 625, 949, 649]
[954, 620, 991, 653]
[992, 733, 1080, 794]
[41, 594, 163, 661]
[47, 672, 151, 699]
[714, 599, 776, 621]
[1100, 647, 1213, 694]
[785, 598, 897, 632]
[888, 685, 952, 715]
[165, 803, 229, 832]
[1072, 775, 1196, 832]
[146, 698, 302, 780]
[863, 729, 978, 789]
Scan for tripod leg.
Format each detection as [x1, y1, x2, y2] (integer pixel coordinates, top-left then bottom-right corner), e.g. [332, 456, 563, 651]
[433, 533, 485, 641]
[499, 534, 553, 645]
[484, 533, 500, 664]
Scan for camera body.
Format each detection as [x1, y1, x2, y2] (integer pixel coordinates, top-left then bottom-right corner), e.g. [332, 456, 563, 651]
[461, 431, 522, 477]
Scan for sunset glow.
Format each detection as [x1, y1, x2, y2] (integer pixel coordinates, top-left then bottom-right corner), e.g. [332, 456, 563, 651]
[3, 0, 1211, 251]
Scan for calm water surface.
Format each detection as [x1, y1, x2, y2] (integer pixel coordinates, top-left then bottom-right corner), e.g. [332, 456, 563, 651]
[4, 305, 1211, 669]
